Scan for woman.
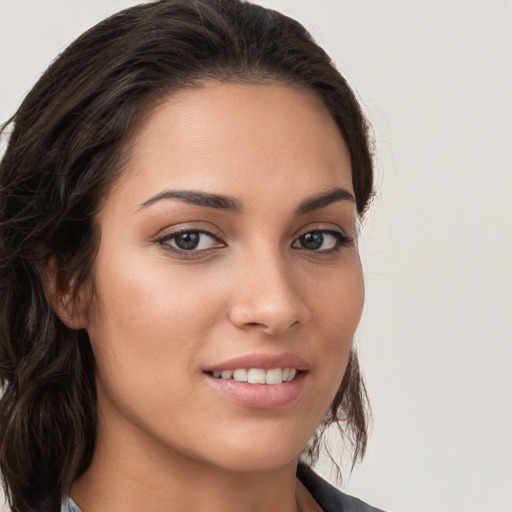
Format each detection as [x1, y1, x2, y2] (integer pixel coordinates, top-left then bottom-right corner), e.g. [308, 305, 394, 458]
[0, 1, 382, 511]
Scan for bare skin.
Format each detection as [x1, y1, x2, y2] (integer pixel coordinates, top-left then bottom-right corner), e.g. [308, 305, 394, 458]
[64, 83, 364, 512]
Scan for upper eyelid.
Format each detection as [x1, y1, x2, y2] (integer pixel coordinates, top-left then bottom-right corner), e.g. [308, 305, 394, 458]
[299, 228, 348, 236]
[158, 228, 350, 251]
[153, 222, 350, 244]
[154, 224, 224, 242]
[156, 230, 224, 257]
[163, 227, 220, 237]
[157, 230, 224, 247]
[294, 223, 349, 238]
[293, 229, 352, 245]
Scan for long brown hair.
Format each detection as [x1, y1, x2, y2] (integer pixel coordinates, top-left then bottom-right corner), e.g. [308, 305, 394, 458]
[0, 1, 374, 510]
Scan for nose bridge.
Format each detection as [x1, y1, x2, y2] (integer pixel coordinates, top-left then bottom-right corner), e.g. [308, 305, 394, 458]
[228, 240, 308, 334]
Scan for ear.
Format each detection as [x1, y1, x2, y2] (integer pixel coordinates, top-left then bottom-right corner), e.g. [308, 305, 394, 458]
[41, 258, 90, 330]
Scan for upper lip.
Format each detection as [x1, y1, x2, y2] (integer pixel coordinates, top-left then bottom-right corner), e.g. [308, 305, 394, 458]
[203, 352, 310, 373]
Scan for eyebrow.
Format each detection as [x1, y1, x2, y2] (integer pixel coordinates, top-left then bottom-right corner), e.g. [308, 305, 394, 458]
[138, 189, 243, 213]
[294, 187, 355, 215]
[137, 186, 355, 215]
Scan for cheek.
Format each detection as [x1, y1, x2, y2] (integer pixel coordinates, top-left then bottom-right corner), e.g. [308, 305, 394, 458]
[84, 249, 235, 414]
[88, 251, 226, 349]
[84, 260, 226, 428]
[321, 265, 363, 369]
[299, 255, 364, 405]
[307, 257, 365, 341]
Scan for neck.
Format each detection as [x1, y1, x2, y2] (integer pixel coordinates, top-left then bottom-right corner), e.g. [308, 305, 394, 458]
[70, 413, 304, 512]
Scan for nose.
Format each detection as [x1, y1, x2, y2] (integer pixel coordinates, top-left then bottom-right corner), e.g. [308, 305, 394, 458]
[228, 249, 310, 335]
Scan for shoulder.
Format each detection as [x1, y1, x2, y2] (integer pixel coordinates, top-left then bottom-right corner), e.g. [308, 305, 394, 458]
[297, 463, 386, 512]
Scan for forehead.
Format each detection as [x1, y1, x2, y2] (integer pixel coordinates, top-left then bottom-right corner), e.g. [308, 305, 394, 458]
[109, 83, 353, 211]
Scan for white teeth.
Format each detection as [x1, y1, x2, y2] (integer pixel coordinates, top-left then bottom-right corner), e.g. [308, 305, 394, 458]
[212, 367, 299, 384]
[286, 368, 297, 382]
[247, 368, 266, 384]
[265, 368, 283, 384]
[233, 368, 248, 382]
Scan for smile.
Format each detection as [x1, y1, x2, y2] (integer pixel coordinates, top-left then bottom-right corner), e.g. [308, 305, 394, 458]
[210, 368, 298, 385]
[203, 353, 309, 408]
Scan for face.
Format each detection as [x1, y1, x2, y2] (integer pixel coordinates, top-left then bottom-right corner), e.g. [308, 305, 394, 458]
[82, 83, 364, 473]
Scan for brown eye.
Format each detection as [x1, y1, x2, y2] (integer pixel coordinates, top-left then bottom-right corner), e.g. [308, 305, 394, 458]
[299, 232, 324, 250]
[174, 232, 201, 250]
[293, 230, 351, 252]
[158, 230, 223, 253]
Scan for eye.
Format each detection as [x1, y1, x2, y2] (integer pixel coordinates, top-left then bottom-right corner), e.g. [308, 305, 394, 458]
[157, 229, 223, 253]
[292, 229, 352, 252]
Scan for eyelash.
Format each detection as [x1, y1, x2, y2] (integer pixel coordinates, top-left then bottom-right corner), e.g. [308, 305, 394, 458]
[156, 229, 224, 257]
[292, 229, 353, 253]
[156, 228, 353, 258]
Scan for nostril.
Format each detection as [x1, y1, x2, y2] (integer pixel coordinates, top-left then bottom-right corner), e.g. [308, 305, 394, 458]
[228, 292, 309, 334]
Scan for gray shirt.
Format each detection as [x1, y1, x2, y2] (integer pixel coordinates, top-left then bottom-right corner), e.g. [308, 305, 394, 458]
[60, 464, 385, 512]
[61, 497, 81, 512]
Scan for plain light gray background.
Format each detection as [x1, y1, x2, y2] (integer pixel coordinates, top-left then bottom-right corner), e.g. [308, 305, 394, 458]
[1, 1, 511, 511]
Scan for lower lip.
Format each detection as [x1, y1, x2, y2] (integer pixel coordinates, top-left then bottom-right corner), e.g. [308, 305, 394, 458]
[203, 372, 307, 409]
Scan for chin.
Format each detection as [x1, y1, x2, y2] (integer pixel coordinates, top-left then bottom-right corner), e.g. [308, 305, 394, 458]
[197, 428, 310, 474]
[210, 450, 299, 474]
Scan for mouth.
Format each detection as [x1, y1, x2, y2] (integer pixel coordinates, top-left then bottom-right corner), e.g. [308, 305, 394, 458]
[202, 353, 309, 408]
[205, 367, 301, 385]
[203, 356, 308, 409]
